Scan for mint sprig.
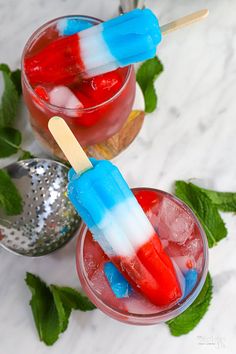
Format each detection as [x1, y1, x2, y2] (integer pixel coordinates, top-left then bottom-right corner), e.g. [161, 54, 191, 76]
[136, 57, 163, 113]
[192, 185, 236, 212]
[10, 69, 22, 95]
[25, 273, 95, 346]
[0, 64, 21, 127]
[167, 273, 212, 336]
[25, 273, 62, 346]
[0, 126, 33, 159]
[0, 127, 22, 158]
[0, 169, 23, 215]
[169, 180, 236, 336]
[175, 181, 227, 248]
[52, 286, 96, 311]
[0, 64, 32, 160]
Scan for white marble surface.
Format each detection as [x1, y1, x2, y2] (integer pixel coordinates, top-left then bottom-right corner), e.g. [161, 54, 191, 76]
[1, 0, 236, 353]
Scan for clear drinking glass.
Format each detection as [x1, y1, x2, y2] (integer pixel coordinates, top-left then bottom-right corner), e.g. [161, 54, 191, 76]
[119, 0, 145, 13]
[76, 188, 209, 324]
[21, 15, 136, 159]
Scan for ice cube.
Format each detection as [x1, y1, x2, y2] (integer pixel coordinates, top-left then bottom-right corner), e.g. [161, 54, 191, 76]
[165, 241, 182, 257]
[124, 290, 160, 315]
[196, 254, 204, 273]
[160, 239, 169, 249]
[157, 198, 194, 244]
[183, 237, 202, 260]
[83, 232, 108, 278]
[49, 85, 83, 113]
[171, 259, 186, 296]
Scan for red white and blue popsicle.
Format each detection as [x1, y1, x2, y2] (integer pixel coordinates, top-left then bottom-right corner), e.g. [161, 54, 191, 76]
[24, 9, 208, 85]
[25, 9, 160, 85]
[48, 117, 182, 306]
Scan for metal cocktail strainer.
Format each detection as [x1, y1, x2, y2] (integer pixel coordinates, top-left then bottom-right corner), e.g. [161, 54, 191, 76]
[0, 159, 81, 256]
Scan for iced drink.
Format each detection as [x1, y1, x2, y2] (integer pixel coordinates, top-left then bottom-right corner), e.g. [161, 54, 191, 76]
[22, 15, 136, 158]
[76, 188, 208, 324]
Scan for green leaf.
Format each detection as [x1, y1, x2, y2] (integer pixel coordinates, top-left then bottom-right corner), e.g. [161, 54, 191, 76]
[0, 127, 21, 157]
[50, 285, 71, 333]
[0, 65, 20, 127]
[25, 273, 62, 346]
[25, 273, 96, 346]
[0, 169, 23, 215]
[144, 83, 158, 113]
[11, 69, 22, 95]
[53, 286, 96, 311]
[175, 181, 227, 247]
[193, 185, 236, 212]
[0, 64, 11, 74]
[136, 57, 163, 113]
[167, 273, 212, 336]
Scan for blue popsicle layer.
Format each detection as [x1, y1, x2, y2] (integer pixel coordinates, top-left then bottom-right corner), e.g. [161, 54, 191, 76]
[184, 269, 198, 298]
[102, 9, 161, 66]
[104, 262, 132, 298]
[68, 159, 133, 228]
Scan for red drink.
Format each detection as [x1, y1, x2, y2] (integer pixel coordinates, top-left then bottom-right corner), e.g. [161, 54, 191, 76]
[21, 16, 136, 159]
[76, 188, 208, 324]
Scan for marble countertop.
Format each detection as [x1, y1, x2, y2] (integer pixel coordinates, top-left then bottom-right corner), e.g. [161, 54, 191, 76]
[1, 0, 236, 353]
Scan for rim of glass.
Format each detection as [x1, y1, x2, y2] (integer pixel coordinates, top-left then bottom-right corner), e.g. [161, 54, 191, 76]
[76, 187, 209, 324]
[21, 14, 133, 113]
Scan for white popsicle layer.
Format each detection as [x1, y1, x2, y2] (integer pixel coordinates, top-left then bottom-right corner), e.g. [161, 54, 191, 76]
[90, 197, 156, 257]
[68, 160, 156, 258]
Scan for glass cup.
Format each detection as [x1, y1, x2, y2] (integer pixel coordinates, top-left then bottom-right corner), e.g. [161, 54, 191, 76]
[76, 188, 208, 324]
[21, 15, 136, 159]
[119, 0, 145, 13]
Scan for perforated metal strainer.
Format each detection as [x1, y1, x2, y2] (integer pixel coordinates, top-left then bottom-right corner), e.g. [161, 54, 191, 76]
[0, 159, 81, 256]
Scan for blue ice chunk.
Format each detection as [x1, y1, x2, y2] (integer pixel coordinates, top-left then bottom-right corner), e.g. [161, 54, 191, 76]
[184, 269, 198, 298]
[57, 18, 93, 36]
[104, 262, 132, 298]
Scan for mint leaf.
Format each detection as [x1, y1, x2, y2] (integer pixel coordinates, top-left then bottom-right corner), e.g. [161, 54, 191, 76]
[167, 273, 212, 336]
[50, 286, 71, 334]
[0, 127, 21, 157]
[11, 69, 22, 95]
[53, 286, 96, 311]
[0, 64, 20, 127]
[0, 64, 11, 74]
[0, 169, 23, 215]
[136, 57, 163, 113]
[25, 273, 62, 346]
[25, 273, 96, 346]
[192, 185, 236, 212]
[175, 181, 227, 247]
[143, 83, 157, 113]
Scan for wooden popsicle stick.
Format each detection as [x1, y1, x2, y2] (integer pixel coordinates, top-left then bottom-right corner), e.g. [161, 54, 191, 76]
[160, 9, 209, 35]
[48, 116, 93, 174]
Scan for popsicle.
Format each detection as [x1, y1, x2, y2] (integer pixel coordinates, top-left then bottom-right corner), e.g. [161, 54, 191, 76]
[24, 9, 208, 85]
[48, 116, 182, 306]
